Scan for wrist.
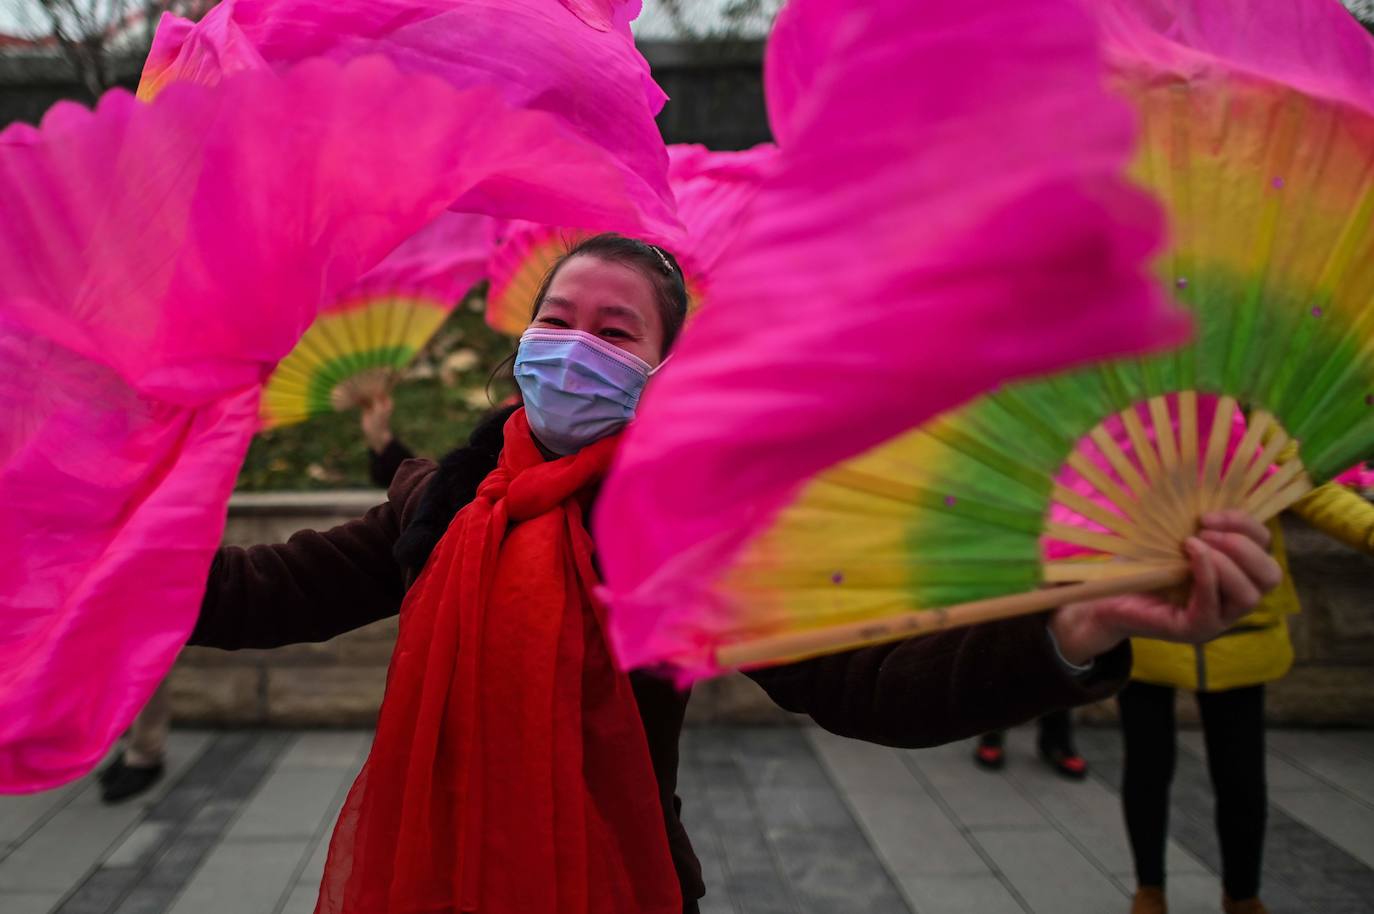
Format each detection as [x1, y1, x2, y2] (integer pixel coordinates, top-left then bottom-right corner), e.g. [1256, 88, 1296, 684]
[1048, 601, 1124, 667]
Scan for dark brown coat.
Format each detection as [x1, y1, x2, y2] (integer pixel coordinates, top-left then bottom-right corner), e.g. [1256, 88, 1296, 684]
[194, 417, 1130, 904]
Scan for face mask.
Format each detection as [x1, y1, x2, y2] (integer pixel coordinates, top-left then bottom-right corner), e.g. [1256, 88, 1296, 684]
[514, 328, 663, 455]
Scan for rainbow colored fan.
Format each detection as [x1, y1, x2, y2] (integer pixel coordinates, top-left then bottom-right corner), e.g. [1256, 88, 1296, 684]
[486, 223, 589, 336]
[601, 0, 1374, 677]
[260, 213, 490, 428]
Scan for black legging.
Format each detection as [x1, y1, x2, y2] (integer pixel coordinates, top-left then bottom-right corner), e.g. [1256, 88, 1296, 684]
[1118, 681, 1267, 901]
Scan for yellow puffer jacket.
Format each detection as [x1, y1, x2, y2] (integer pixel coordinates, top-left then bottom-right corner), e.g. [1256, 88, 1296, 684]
[1130, 482, 1374, 692]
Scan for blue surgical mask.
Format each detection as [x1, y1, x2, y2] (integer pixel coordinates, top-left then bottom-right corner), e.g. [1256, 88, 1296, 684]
[514, 328, 661, 455]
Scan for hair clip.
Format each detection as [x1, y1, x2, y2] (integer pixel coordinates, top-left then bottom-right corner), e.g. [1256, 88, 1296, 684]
[647, 244, 674, 275]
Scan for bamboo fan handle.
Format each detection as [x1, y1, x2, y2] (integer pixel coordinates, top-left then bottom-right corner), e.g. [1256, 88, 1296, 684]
[713, 565, 1188, 671]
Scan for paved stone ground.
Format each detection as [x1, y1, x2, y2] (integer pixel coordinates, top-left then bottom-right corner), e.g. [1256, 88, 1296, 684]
[2, 725, 1371, 914]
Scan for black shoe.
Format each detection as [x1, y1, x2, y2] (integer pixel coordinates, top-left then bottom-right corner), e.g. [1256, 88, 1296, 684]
[99, 758, 164, 804]
[974, 733, 1006, 771]
[96, 757, 120, 786]
[1038, 743, 1088, 780]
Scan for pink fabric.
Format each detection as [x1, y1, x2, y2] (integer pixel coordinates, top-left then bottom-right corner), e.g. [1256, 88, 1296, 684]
[557, 0, 642, 32]
[665, 143, 778, 296]
[1335, 464, 1374, 489]
[761, 0, 838, 149]
[0, 40, 670, 791]
[595, 0, 1190, 677]
[1091, 0, 1374, 118]
[337, 212, 493, 311]
[140, 0, 677, 239]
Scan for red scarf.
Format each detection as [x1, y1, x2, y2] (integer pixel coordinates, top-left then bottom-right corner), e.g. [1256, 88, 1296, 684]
[316, 410, 680, 914]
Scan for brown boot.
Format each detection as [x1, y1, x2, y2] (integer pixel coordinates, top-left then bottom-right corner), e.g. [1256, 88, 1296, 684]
[1131, 886, 1167, 914]
[1222, 897, 1269, 914]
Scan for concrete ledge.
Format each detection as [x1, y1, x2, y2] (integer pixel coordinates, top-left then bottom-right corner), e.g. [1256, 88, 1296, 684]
[226, 489, 385, 516]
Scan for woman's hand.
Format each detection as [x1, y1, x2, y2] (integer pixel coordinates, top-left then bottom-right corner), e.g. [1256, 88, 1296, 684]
[359, 394, 395, 452]
[1049, 511, 1285, 666]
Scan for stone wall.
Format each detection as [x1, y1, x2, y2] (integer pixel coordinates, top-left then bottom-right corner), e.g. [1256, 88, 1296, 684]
[170, 492, 1374, 728]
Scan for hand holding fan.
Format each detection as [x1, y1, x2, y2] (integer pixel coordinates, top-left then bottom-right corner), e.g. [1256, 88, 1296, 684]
[600, 0, 1374, 678]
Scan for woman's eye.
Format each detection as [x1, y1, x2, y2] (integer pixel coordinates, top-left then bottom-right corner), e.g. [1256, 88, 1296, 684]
[600, 328, 631, 339]
[540, 317, 569, 328]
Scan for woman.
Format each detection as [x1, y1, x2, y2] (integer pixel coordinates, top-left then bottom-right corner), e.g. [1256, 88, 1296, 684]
[193, 234, 1281, 914]
[1123, 479, 1374, 914]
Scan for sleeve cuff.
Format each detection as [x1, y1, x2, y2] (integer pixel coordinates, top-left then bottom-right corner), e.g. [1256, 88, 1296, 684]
[1046, 625, 1096, 677]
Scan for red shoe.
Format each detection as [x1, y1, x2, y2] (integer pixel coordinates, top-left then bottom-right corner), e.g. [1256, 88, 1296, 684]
[1040, 744, 1088, 780]
[974, 743, 1006, 771]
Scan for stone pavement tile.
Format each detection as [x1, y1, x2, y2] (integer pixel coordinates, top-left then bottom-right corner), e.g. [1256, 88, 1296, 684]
[1176, 730, 1321, 792]
[805, 730, 921, 795]
[289, 761, 356, 892]
[697, 896, 734, 914]
[806, 729, 991, 878]
[699, 784, 795, 912]
[295, 827, 334, 889]
[110, 884, 182, 914]
[0, 891, 64, 914]
[165, 838, 311, 914]
[1267, 731, 1374, 806]
[0, 733, 209, 894]
[214, 733, 294, 804]
[103, 823, 171, 869]
[275, 733, 369, 770]
[278, 883, 317, 914]
[0, 733, 206, 857]
[223, 766, 357, 842]
[52, 866, 139, 914]
[973, 826, 1129, 914]
[727, 728, 834, 791]
[904, 741, 1046, 829]
[1271, 787, 1374, 868]
[676, 758, 736, 910]
[751, 786, 858, 833]
[730, 730, 909, 913]
[768, 828, 910, 914]
[141, 834, 220, 891]
[895, 874, 1023, 914]
[682, 735, 796, 914]
[1160, 872, 1222, 914]
[181, 800, 240, 839]
[145, 787, 212, 827]
[1268, 729, 1374, 762]
[0, 781, 84, 848]
[1001, 727, 1208, 878]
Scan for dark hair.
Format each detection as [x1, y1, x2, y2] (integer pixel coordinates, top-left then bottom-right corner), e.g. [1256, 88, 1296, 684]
[530, 232, 689, 356]
[486, 233, 688, 402]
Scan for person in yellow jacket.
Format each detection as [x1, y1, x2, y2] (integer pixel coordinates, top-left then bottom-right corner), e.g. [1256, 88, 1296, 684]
[1123, 480, 1374, 914]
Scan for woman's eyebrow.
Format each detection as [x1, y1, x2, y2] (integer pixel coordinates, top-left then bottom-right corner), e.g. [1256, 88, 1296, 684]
[598, 304, 647, 329]
[539, 295, 574, 311]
